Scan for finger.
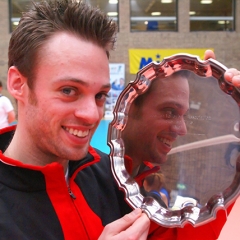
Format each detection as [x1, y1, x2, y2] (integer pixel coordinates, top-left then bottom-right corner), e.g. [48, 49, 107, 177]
[114, 208, 143, 232]
[204, 49, 215, 60]
[225, 68, 240, 86]
[100, 208, 142, 238]
[131, 213, 150, 240]
[232, 75, 240, 87]
[113, 213, 150, 240]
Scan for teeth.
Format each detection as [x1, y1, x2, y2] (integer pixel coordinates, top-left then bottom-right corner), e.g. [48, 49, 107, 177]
[74, 129, 78, 135]
[65, 127, 89, 138]
[159, 137, 172, 146]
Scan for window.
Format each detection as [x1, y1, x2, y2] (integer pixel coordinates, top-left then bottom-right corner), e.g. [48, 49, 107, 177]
[86, 0, 119, 24]
[190, 0, 235, 31]
[9, 0, 33, 32]
[9, 0, 119, 32]
[130, 0, 178, 32]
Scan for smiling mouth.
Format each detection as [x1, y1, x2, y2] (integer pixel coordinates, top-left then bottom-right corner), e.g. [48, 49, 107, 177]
[159, 137, 173, 147]
[64, 127, 89, 138]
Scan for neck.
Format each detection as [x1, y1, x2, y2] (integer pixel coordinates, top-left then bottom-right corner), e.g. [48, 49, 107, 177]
[4, 128, 69, 172]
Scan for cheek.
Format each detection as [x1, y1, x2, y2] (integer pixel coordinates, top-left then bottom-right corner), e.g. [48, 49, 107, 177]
[34, 101, 60, 126]
[99, 107, 105, 118]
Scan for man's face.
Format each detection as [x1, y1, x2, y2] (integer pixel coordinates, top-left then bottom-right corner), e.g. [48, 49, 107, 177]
[24, 32, 110, 162]
[122, 74, 189, 168]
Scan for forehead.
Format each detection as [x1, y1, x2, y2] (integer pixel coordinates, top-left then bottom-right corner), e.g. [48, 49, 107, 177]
[129, 75, 189, 118]
[34, 32, 110, 85]
[39, 32, 107, 63]
[144, 76, 190, 104]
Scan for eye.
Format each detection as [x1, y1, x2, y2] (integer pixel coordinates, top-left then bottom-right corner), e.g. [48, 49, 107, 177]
[162, 108, 178, 119]
[61, 87, 77, 96]
[95, 92, 109, 101]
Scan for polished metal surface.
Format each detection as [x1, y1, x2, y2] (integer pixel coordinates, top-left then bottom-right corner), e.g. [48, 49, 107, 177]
[108, 54, 240, 227]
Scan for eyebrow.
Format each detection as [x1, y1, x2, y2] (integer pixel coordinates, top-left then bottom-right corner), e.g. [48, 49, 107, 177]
[56, 78, 111, 89]
[159, 101, 190, 114]
[161, 101, 188, 109]
[101, 83, 111, 89]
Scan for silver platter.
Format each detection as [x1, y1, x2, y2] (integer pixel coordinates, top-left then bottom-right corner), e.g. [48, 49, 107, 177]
[108, 54, 240, 227]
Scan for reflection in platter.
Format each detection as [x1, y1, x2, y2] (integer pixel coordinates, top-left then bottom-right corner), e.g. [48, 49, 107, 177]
[108, 54, 240, 227]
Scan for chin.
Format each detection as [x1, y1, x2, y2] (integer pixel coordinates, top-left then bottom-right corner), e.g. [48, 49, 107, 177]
[154, 155, 168, 164]
[64, 149, 89, 161]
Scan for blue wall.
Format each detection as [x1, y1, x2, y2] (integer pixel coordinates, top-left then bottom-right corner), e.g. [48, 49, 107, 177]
[90, 119, 111, 154]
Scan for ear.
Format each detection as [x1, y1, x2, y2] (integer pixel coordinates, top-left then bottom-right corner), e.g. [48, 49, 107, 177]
[7, 66, 28, 102]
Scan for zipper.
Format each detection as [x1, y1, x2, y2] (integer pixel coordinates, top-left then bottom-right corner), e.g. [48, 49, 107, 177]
[65, 165, 76, 199]
[68, 185, 76, 199]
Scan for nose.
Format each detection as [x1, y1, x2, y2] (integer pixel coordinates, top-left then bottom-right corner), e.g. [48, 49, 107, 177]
[74, 97, 101, 125]
[170, 117, 187, 136]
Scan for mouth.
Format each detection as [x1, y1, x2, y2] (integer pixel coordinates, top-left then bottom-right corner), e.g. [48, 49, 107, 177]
[63, 127, 89, 138]
[159, 137, 173, 148]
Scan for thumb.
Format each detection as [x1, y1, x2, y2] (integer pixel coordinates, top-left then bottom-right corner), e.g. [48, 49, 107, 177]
[112, 208, 142, 232]
[204, 49, 216, 60]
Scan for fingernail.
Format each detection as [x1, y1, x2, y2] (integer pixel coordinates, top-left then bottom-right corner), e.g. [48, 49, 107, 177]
[228, 72, 234, 78]
[132, 208, 142, 216]
[235, 79, 240, 87]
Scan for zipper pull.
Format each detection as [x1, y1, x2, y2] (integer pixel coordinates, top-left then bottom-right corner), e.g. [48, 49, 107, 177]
[68, 187, 76, 199]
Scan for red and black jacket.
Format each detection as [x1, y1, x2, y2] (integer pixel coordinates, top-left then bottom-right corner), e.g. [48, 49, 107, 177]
[0, 126, 234, 240]
[0, 126, 131, 240]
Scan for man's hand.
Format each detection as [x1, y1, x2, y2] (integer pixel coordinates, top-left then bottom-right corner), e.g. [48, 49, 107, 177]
[225, 69, 240, 87]
[203, 49, 240, 87]
[98, 208, 150, 240]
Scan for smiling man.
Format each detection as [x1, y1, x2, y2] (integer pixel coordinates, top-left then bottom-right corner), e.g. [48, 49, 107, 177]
[0, 0, 239, 239]
[6, 32, 112, 168]
[122, 70, 190, 176]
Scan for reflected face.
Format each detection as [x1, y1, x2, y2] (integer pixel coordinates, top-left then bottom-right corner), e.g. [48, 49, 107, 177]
[122, 73, 189, 169]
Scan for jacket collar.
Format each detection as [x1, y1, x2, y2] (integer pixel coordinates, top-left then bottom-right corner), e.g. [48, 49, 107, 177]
[0, 126, 101, 176]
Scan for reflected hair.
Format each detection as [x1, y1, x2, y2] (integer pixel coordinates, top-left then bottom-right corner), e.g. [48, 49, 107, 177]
[133, 70, 191, 109]
[8, 0, 118, 89]
[143, 172, 165, 192]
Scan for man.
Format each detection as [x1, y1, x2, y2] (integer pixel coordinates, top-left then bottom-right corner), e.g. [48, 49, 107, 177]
[0, 81, 15, 128]
[0, 0, 239, 239]
[0, 0, 149, 239]
[121, 70, 190, 210]
[122, 70, 190, 177]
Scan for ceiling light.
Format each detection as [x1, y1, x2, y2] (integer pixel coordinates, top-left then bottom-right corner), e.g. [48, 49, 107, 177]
[200, 0, 212, 4]
[161, 0, 173, 3]
[107, 12, 118, 17]
[109, 0, 118, 4]
[151, 12, 161, 16]
[189, 11, 196, 15]
[218, 21, 225, 24]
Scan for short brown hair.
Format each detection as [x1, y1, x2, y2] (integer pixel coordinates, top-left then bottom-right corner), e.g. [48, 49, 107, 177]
[129, 70, 191, 120]
[8, 0, 117, 89]
[143, 172, 165, 192]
